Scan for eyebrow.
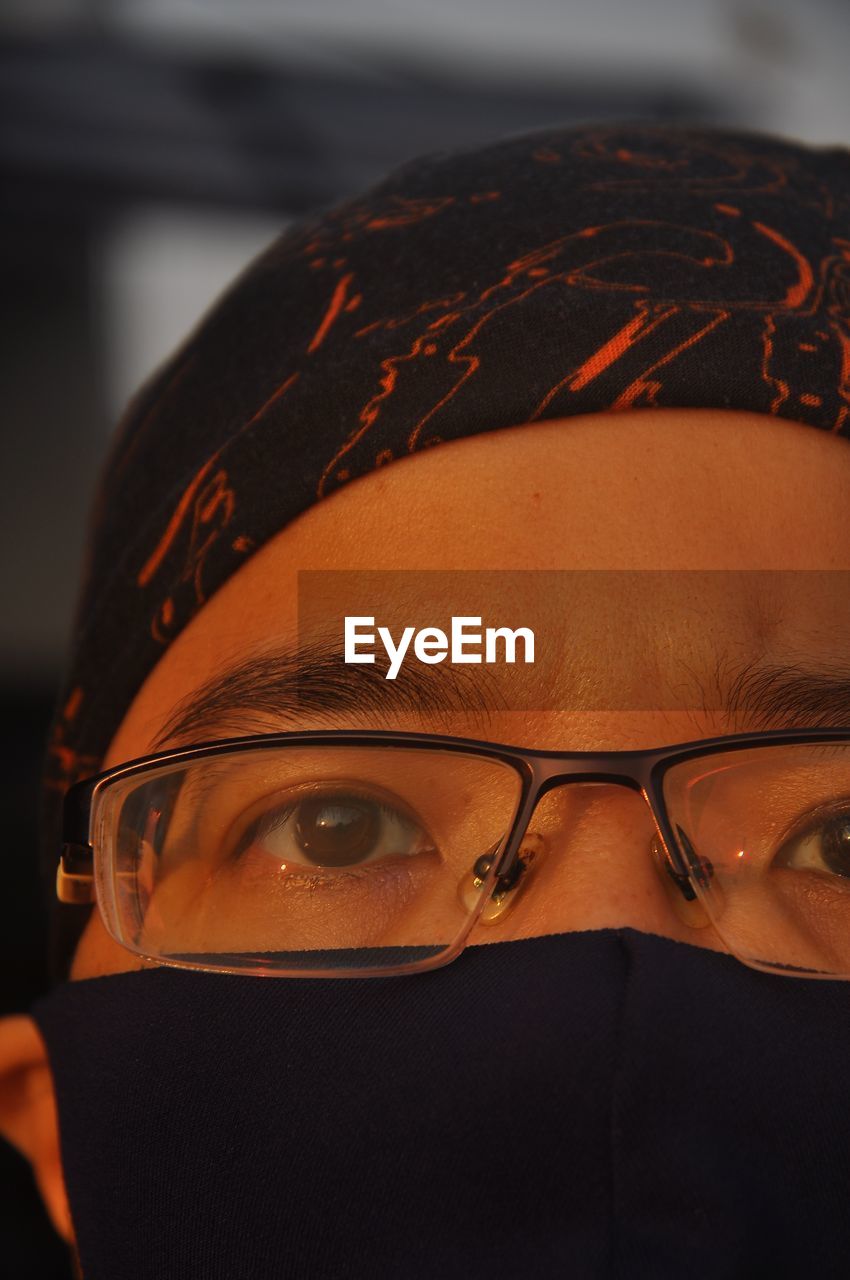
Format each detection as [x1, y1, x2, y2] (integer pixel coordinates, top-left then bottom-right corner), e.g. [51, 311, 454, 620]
[148, 637, 850, 753]
[149, 640, 506, 751]
[706, 650, 850, 734]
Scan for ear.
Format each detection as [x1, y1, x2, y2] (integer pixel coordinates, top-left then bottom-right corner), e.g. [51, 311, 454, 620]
[0, 1014, 74, 1244]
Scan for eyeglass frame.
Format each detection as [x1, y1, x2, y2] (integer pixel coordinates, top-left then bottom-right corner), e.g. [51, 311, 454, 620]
[57, 723, 850, 980]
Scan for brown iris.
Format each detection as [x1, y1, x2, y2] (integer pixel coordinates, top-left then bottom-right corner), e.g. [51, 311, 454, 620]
[294, 794, 381, 867]
[821, 815, 850, 878]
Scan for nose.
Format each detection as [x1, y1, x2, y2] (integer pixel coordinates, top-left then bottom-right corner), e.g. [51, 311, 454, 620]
[466, 780, 724, 952]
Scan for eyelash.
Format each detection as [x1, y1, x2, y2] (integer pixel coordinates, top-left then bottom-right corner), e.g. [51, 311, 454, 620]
[230, 797, 405, 861]
[218, 778, 438, 877]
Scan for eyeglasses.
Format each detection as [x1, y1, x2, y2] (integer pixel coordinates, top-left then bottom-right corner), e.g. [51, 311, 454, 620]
[57, 726, 850, 980]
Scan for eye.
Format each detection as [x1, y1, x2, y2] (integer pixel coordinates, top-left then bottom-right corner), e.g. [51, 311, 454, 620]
[230, 788, 435, 871]
[774, 805, 850, 880]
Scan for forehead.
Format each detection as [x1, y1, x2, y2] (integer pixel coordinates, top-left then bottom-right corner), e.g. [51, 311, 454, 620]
[254, 404, 850, 571]
[104, 406, 850, 766]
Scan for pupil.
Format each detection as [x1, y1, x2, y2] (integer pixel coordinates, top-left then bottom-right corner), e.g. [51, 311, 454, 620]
[823, 819, 850, 878]
[294, 795, 380, 867]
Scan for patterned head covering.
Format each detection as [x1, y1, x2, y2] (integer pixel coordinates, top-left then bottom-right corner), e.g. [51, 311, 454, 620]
[42, 119, 850, 978]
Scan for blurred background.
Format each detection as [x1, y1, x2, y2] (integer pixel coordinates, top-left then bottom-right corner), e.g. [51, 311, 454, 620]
[2, 0, 849, 1271]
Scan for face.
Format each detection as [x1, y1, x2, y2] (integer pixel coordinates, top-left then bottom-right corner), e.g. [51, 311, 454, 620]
[69, 405, 850, 981]
[6, 402, 850, 1260]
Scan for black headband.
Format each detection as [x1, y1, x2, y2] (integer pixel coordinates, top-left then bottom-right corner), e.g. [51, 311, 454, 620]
[42, 119, 850, 979]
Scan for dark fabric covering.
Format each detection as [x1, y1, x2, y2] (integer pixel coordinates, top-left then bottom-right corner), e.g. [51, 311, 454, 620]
[31, 928, 850, 1279]
[40, 120, 850, 979]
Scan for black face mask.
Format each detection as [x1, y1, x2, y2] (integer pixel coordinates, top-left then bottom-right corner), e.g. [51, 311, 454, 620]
[30, 927, 850, 1280]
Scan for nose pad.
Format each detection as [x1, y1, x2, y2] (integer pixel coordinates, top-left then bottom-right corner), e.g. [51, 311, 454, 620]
[458, 832, 547, 924]
[650, 831, 714, 929]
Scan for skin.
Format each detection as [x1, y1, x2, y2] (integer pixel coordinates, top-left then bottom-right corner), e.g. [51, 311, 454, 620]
[2, 404, 850, 1262]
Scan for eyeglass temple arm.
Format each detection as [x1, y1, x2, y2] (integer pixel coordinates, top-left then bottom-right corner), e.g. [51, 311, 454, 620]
[57, 843, 95, 905]
[57, 778, 96, 905]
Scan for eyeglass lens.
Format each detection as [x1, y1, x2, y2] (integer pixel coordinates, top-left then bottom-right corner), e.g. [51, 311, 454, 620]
[662, 740, 850, 976]
[94, 746, 523, 975]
